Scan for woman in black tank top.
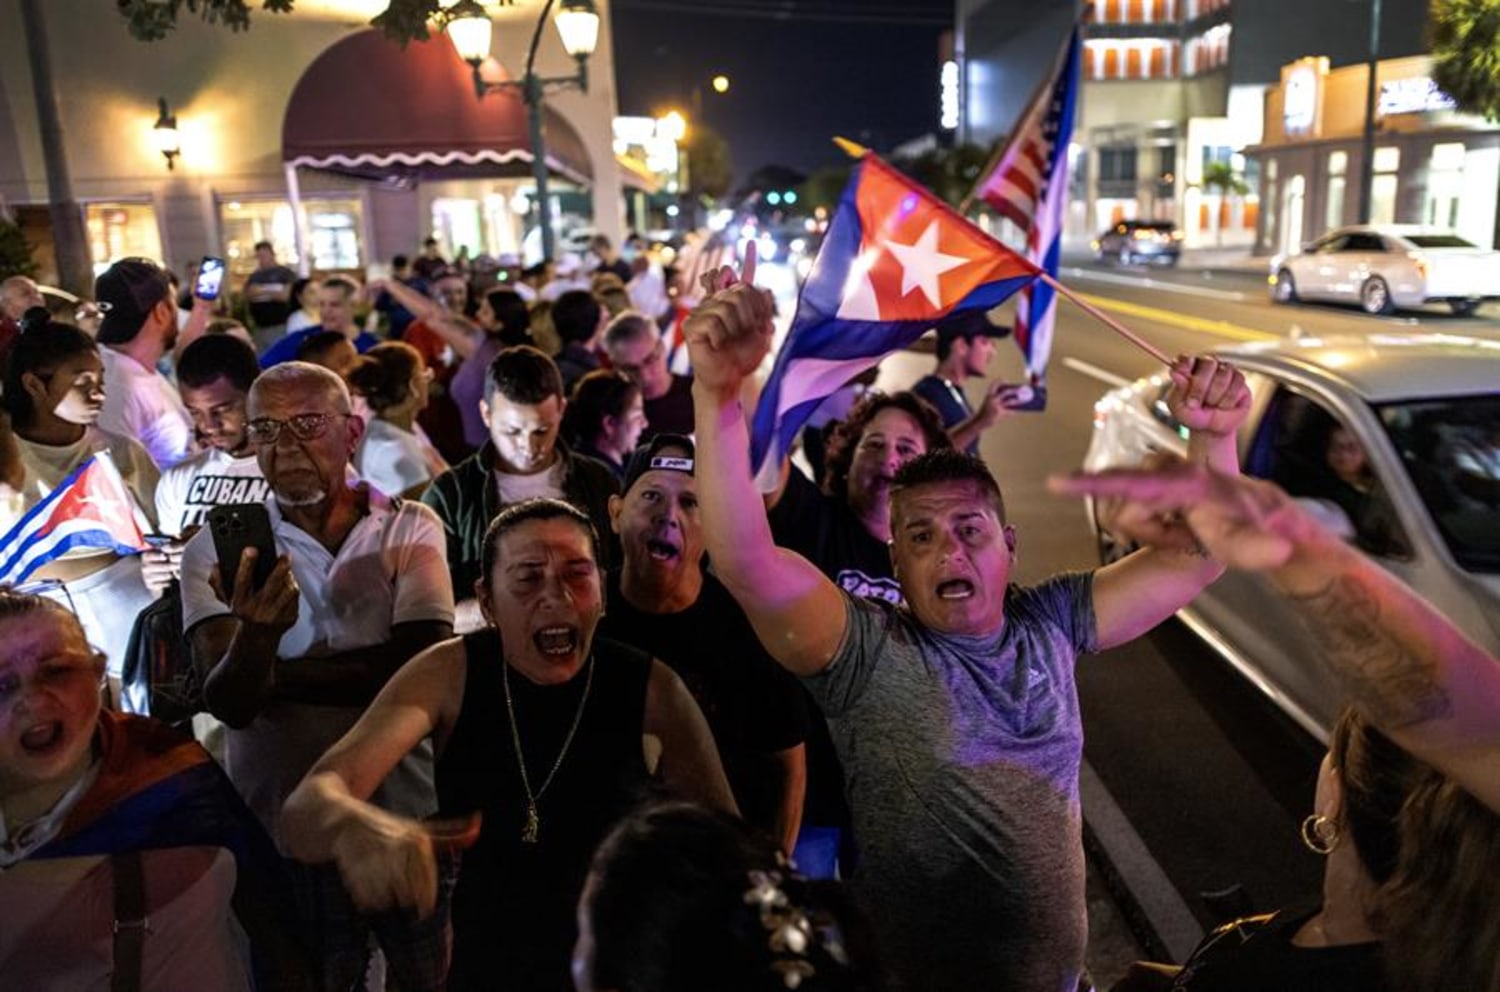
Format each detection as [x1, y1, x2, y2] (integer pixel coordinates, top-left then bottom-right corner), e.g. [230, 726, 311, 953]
[438, 627, 657, 991]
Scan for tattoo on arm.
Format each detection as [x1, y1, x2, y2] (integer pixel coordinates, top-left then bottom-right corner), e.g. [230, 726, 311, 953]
[1288, 576, 1453, 729]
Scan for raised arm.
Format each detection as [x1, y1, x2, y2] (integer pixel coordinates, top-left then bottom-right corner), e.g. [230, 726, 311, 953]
[1089, 354, 1249, 649]
[371, 279, 480, 359]
[685, 260, 848, 677]
[279, 640, 476, 916]
[1051, 460, 1500, 814]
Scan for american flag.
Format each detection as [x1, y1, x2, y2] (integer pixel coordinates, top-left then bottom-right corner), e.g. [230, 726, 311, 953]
[971, 27, 1082, 400]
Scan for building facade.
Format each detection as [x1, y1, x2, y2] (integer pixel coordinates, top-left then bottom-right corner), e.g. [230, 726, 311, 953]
[1248, 55, 1500, 255]
[0, 0, 626, 286]
[955, 0, 1433, 252]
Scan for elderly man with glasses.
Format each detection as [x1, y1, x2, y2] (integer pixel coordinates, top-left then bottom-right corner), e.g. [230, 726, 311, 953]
[178, 360, 458, 992]
[602, 311, 695, 438]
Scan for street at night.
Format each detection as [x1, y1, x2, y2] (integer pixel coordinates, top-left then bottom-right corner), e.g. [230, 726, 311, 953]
[2, 1, 1499, 991]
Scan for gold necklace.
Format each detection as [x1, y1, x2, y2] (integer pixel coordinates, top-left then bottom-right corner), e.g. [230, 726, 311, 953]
[501, 655, 595, 844]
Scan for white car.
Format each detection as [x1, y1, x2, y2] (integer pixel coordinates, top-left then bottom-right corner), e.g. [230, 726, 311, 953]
[1269, 225, 1500, 316]
[1082, 334, 1500, 740]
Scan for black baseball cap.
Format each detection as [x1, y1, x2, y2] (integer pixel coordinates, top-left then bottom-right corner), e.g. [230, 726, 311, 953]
[935, 308, 1011, 349]
[621, 434, 695, 496]
[94, 258, 172, 344]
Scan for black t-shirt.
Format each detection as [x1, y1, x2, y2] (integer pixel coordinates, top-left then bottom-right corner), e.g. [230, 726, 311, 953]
[599, 569, 807, 827]
[1166, 904, 1388, 991]
[243, 264, 298, 328]
[642, 373, 695, 438]
[768, 465, 902, 605]
[913, 373, 978, 456]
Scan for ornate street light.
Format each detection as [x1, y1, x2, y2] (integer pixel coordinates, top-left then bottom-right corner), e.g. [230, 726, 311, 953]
[445, 0, 601, 262]
[153, 97, 181, 171]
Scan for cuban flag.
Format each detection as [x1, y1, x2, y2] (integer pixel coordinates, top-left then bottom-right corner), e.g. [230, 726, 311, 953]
[971, 25, 1082, 402]
[748, 153, 1039, 487]
[0, 452, 150, 585]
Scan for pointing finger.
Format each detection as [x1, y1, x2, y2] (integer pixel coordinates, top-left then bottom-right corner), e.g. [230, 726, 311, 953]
[741, 237, 758, 285]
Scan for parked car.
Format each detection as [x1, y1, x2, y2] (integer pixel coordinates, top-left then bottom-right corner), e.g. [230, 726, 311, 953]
[1092, 220, 1182, 266]
[1081, 334, 1500, 741]
[1269, 225, 1500, 316]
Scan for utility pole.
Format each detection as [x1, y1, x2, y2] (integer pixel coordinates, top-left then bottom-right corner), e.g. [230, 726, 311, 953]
[1356, 0, 1383, 224]
[19, 0, 93, 296]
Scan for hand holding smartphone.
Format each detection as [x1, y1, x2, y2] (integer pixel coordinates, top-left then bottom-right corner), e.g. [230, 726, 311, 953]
[206, 504, 277, 600]
[195, 256, 227, 301]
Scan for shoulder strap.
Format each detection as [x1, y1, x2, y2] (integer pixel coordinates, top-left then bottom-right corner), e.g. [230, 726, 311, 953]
[111, 849, 148, 992]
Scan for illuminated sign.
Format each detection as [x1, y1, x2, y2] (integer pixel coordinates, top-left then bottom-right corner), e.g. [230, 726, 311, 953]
[941, 60, 959, 131]
[1283, 65, 1317, 134]
[1378, 77, 1458, 117]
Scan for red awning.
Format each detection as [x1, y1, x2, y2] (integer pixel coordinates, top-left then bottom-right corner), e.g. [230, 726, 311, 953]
[282, 29, 593, 185]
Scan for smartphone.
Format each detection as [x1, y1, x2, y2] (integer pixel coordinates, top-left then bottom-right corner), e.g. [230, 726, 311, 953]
[997, 382, 1048, 412]
[195, 256, 227, 301]
[206, 504, 277, 599]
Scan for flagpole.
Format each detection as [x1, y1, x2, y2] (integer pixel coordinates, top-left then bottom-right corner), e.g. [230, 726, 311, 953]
[1032, 269, 1173, 365]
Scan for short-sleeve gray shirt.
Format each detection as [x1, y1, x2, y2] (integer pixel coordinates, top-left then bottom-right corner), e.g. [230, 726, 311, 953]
[803, 572, 1098, 992]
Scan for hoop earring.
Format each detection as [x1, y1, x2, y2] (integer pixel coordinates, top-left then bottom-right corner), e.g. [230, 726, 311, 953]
[1300, 814, 1339, 855]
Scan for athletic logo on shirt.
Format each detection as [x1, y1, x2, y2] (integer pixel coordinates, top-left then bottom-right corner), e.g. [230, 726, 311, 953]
[836, 569, 905, 606]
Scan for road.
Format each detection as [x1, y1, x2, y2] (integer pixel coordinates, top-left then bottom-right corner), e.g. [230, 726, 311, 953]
[854, 256, 1500, 966]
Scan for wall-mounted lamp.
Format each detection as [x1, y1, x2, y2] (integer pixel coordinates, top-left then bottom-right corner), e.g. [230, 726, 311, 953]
[153, 97, 181, 171]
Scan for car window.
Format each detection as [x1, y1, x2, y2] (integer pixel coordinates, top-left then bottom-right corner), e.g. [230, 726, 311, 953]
[1314, 236, 1349, 254]
[1378, 396, 1500, 574]
[1341, 233, 1387, 252]
[1405, 234, 1477, 249]
[1244, 387, 1412, 560]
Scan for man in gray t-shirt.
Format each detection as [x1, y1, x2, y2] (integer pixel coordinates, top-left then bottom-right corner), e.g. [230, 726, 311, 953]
[683, 262, 1250, 992]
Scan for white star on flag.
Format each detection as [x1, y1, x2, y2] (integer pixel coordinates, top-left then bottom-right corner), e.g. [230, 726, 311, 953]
[885, 220, 970, 309]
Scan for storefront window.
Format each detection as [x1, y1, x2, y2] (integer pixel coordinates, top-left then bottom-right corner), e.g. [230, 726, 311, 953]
[1370, 147, 1400, 226]
[1325, 151, 1347, 234]
[1426, 142, 1465, 230]
[432, 198, 485, 259]
[84, 202, 163, 275]
[219, 197, 364, 279]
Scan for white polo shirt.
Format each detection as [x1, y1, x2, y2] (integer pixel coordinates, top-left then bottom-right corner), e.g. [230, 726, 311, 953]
[179, 488, 454, 845]
[99, 348, 194, 469]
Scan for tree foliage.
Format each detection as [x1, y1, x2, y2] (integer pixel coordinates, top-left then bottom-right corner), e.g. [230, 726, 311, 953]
[894, 143, 992, 208]
[116, 0, 444, 45]
[686, 127, 733, 200]
[0, 221, 38, 281]
[1430, 0, 1500, 121]
[1200, 160, 1249, 197]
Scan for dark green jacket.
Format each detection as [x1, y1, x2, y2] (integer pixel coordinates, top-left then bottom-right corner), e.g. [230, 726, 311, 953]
[421, 440, 619, 596]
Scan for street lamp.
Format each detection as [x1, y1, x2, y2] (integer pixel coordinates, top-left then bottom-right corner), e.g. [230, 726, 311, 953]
[657, 111, 690, 231]
[445, 0, 601, 262]
[153, 97, 181, 171]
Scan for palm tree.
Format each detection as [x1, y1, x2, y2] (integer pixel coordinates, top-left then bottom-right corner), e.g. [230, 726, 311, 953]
[1430, 0, 1500, 248]
[1200, 160, 1250, 247]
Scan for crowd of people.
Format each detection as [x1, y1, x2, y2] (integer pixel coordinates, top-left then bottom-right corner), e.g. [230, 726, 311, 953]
[0, 241, 1496, 992]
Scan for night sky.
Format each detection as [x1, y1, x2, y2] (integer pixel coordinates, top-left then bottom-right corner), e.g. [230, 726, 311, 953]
[610, 0, 955, 186]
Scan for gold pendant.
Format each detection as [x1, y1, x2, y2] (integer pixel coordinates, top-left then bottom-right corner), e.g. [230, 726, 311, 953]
[522, 802, 540, 844]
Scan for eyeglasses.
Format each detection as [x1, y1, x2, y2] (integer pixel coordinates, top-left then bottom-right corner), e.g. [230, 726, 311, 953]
[616, 339, 665, 378]
[246, 412, 349, 447]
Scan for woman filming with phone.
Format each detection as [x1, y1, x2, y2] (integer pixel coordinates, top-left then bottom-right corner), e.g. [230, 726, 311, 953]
[1, 309, 162, 702]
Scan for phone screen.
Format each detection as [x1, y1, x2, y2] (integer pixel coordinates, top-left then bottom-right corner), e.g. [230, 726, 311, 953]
[195, 256, 226, 301]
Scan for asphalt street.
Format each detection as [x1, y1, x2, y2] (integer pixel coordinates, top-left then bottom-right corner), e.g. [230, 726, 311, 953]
[861, 255, 1500, 977]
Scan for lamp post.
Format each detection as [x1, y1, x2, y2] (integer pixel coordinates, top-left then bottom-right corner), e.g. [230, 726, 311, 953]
[153, 97, 181, 171]
[1356, 0, 1383, 224]
[446, 0, 600, 263]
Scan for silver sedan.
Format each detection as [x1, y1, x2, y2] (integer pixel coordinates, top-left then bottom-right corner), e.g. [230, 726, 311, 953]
[1080, 334, 1500, 741]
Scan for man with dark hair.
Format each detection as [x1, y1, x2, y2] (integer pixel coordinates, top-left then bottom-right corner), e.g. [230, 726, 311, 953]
[373, 253, 421, 339]
[259, 276, 378, 368]
[281, 496, 734, 990]
[156, 334, 269, 536]
[550, 289, 605, 395]
[295, 329, 359, 376]
[599, 435, 807, 852]
[685, 267, 1252, 992]
[590, 233, 633, 283]
[242, 240, 298, 352]
[94, 258, 195, 468]
[412, 236, 448, 282]
[912, 310, 1020, 456]
[423, 345, 618, 633]
[602, 311, 694, 437]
